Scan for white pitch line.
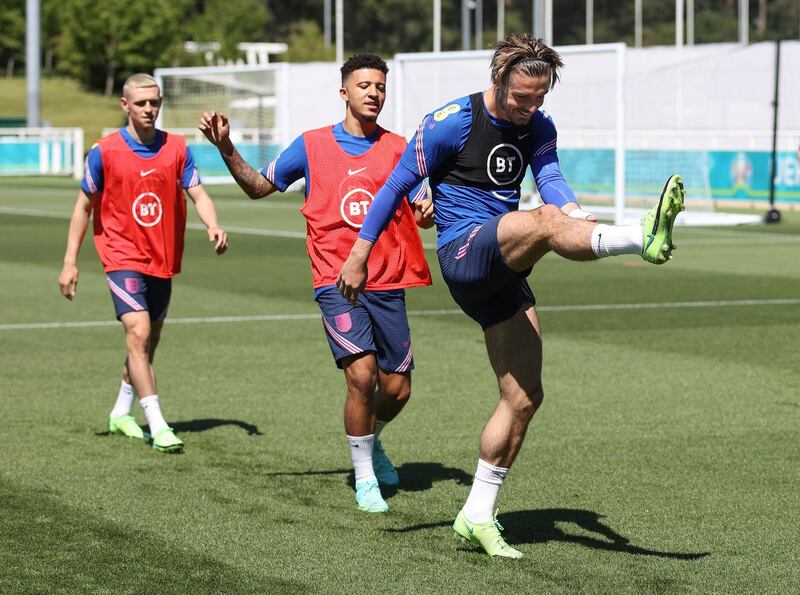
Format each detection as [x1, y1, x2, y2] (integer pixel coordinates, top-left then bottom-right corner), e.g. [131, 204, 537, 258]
[3, 206, 799, 249]
[187, 223, 306, 239]
[2, 298, 798, 331]
[0, 206, 73, 219]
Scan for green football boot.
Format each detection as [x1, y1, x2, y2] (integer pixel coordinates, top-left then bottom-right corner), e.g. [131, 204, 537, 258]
[355, 479, 389, 513]
[641, 174, 685, 265]
[152, 427, 184, 453]
[372, 438, 400, 488]
[453, 508, 523, 559]
[108, 414, 144, 439]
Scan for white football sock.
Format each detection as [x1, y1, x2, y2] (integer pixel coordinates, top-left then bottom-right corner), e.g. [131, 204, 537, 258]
[463, 459, 509, 524]
[110, 380, 136, 418]
[591, 223, 643, 257]
[139, 394, 168, 435]
[348, 434, 377, 484]
[374, 419, 388, 440]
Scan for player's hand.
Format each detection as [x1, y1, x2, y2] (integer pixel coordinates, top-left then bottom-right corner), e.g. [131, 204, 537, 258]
[208, 226, 228, 255]
[414, 198, 434, 228]
[336, 256, 368, 306]
[562, 202, 597, 222]
[198, 112, 230, 147]
[59, 264, 79, 300]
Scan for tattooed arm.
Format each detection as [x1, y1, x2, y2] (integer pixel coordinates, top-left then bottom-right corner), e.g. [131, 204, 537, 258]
[199, 111, 278, 200]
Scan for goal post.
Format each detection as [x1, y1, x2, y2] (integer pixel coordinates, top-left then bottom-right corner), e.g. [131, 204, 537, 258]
[154, 63, 290, 184]
[393, 44, 765, 226]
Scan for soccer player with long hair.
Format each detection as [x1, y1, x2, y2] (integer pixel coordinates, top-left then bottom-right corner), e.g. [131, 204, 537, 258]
[338, 35, 684, 557]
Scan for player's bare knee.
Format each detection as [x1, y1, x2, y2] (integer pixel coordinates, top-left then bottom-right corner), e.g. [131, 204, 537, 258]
[125, 326, 150, 353]
[344, 363, 378, 399]
[387, 384, 411, 405]
[533, 203, 561, 223]
[502, 386, 538, 420]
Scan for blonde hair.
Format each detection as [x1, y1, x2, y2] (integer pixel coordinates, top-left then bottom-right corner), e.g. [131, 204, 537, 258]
[490, 33, 563, 92]
[122, 73, 160, 98]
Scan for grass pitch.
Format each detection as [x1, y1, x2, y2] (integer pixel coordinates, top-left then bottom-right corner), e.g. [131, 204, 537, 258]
[1, 177, 798, 593]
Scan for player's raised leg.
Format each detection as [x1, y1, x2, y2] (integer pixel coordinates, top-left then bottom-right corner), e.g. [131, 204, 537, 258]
[497, 174, 686, 273]
[640, 174, 685, 264]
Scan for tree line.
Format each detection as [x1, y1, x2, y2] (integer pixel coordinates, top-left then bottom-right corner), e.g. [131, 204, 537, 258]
[1, 0, 797, 96]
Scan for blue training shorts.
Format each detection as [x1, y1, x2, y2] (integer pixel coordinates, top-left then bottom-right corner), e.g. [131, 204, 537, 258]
[106, 270, 172, 321]
[437, 214, 535, 330]
[316, 288, 414, 372]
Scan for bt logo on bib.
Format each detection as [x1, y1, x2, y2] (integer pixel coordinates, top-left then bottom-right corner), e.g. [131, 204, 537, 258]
[132, 192, 163, 227]
[486, 143, 524, 186]
[340, 188, 375, 228]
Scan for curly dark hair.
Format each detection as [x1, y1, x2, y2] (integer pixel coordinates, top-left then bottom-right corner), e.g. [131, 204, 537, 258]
[340, 53, 389, 83]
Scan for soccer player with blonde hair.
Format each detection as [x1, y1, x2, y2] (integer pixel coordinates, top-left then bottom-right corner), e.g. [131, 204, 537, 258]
[59, 73, 228, 453]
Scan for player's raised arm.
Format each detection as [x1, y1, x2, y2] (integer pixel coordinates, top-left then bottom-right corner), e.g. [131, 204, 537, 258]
[199, 111, 277, 200]
[58, 190, 93, 300]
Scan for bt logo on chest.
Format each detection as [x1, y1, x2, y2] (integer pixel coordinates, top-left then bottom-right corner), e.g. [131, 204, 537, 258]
[132, 192, 163, 227]
[340, 188, 375, 228]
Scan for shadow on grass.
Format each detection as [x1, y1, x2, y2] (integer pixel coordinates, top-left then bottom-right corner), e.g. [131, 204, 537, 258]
[388, 508, 710, 560]
[262, 461, 472, 496]
[95, 418, 264, 437]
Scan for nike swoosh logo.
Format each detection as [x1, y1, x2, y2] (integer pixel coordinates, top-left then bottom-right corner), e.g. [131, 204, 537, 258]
[517, 132, 530, 139]
[644, 234, 656, 250]
[140, 169, 156, 177]
[348, 167, 367, 176]
[465, 522, 474, 535]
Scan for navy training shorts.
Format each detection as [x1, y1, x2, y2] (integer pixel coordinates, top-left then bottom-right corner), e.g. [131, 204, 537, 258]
[437, 214, 535, 330]
[316, 288, 414, 372]
[106, 270, 172, 322]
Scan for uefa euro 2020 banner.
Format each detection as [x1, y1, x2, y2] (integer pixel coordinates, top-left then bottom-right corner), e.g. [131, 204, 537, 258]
[712, 150, 800, 202]
[557, 148, 800, 204]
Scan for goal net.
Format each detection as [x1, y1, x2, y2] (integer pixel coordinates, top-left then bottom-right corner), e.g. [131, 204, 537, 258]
[154, 64, 290, 184]
[393, 44, 770, 226]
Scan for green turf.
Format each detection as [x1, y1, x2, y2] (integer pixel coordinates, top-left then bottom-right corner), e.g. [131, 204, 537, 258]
[0, 78, 124, 145]
[1, 177, 799, 593]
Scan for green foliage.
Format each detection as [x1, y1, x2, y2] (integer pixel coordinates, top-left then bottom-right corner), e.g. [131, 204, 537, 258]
[57, 0, 187, 96]
[0, 0, 25, 76]
[284, 20, 335, 63]
[0, 76, 122, 141]
[186, 0, 271, 59]
[5, 0, 800, 94]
